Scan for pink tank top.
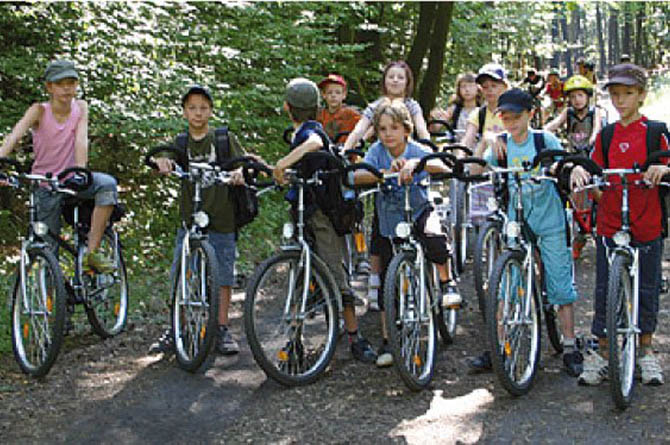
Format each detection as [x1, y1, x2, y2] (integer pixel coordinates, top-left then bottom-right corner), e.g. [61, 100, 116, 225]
[31, 100, 81, 176]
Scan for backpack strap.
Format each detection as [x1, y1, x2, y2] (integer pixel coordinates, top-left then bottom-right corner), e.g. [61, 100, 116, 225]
[533, 131, 546, 155]
[600, 123, 616, 168]
[645, 120, 670, 238]
[451, 103, 463, 129]
[477, 105, 487, 137]
[498, 133, 508, 168]
[214, 126, 231, 163]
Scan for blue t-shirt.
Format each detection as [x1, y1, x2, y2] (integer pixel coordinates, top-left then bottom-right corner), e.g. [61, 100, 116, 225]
[484, 130, 566, 236]
[364, 140, 431, 237]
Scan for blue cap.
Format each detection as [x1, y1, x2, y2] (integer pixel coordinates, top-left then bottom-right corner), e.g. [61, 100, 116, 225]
[496, 88, 533, 113]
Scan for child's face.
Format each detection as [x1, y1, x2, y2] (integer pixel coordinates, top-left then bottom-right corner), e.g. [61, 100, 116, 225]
[568, 90, 589, 110]
[499, 110, 530, 138]
[480, 79, 506, 106]
[322, 83, 346, 111]
[46, 78, 78, 102]
[459, 81, 478, 102]
[385, 66, 408, 98]
[608, 84, 646, 121]
[377, 114, 409, 153]
[548, 74, 560, 85]
[183, 94, 212, 131]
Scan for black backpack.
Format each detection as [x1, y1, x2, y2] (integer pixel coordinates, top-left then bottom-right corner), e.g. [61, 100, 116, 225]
[176, 127, 258, 231]
[600, 120, 670, 237]
[451, 103, 463, 130]
[477, 105, 487, 137]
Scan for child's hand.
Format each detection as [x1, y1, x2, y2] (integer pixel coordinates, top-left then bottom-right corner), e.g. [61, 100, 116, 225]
[570, 165, 591, 190]
[492, 138, 507, 162]
[273, 161, 287, 185]
[155, 157, 174, 175]
[229, 167, 245, 186]
[390, 158, 407, 172]
[644, 165, 670, 186]
[399, 161, 416, 185]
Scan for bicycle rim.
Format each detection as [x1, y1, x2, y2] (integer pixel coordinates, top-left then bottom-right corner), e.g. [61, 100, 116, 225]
[474, 221, 502, 319]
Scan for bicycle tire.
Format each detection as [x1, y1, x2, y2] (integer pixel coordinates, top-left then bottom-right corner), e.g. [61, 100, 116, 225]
[244, 250, 339, 386]
[487, 250, 541, 396]
[473, 220, 503, 319]
[85, 229, 129, 338]
[384, 251, 436, 391]
[11, 247, 67, 377]
[453, 183, 468, 274]
[434, 303, 457, 346]
[172, 238, 219, 372]
[607, 253, 636, 410]
[534, 249, 563, 355]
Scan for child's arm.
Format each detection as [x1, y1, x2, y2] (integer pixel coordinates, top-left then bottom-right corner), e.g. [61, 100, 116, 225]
[0, 103, 42, 158]
[343, 116, 371, 151]
[413, 113, 430, 140]
[589, 108, 603, 146]
[543, 108, 567, 133]
[273, 133, 323, 184]
[74, 100, 89, 167]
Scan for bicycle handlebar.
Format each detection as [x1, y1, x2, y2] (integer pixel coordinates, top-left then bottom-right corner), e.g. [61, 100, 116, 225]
[457, 157, 489, 182]
[413, 152, 458, 179]
[58, 167, 94, 192]
[144, 145, 187, 170]
[531, 149, 569, 169]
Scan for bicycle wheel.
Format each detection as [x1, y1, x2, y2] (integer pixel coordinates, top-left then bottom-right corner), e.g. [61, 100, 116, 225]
[607, 253, 636, 409]
[434, 303, 457, 346]
[172, 238, 219, 372]
[453, 183, 468, 274]
[384, 251, 436, 391]
[473, 220, 503, 319]
[11, 247, 66, 377]
[245, 250, 339, 386]
[85, 229, 129, 338]
[487, 250, 541, 396]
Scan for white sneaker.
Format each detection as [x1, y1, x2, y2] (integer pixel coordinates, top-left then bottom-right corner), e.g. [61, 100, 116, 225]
[638, 354, 664, 386]
[441, 281, 462, 307]
[376, 343, 393, 368]
[578, 350, 608, 386]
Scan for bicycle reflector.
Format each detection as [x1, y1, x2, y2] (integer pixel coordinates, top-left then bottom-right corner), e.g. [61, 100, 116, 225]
[282, 222, 294, 240]
[505, 221, 521, 239]
[395, 222, 412, 239]
[613, 231, 631, 246]
[486, 197, 498, 212]
[193, 211, 210, 228]
[32, 222, 49, 237]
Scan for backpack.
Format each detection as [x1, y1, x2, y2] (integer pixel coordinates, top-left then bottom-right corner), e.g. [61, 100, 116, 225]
[566, 107, 595, 130]
[600, 120, 670, 237]
[477, 105, 487, 137]
[176, 127, 258, 231]
[451, 103, 463, 130]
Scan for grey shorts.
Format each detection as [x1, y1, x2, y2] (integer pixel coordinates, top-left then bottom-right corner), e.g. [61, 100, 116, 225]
[171, 229, 236, 289]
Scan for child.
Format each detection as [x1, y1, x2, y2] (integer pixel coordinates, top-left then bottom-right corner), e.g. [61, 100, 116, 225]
[316, 74, 361, 143]
[353, 98, 459, 367]
[571, 64, 669, 386]
[429, 72, 481, 141]
[520, 68, 545, 99]
[273, 77, 377, 364]
[148, 85, 246, 356]
[0, 59, 118, 273]
[543, 68, 565, 122]
[342, 61, 430, 313]
[469, 88, 584, 377]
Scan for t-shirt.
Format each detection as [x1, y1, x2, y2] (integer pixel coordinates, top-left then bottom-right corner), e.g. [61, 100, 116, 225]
[178, 129, 244, 234]
[363, 140, 431, 237]
[591, 116, 670, 242]
[467, 106, 505, 136]
[317, 106, 361, 143]
[566, 107, 595, 150]
[545, 83, 565, 108]
[484, 130, 566, 236]
[363, 97, 422, 121]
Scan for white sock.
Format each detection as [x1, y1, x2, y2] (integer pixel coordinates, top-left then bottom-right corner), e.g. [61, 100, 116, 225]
[367, 274, 380, 299]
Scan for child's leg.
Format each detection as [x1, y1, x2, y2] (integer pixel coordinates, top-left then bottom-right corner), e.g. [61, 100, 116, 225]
[637, 237, 663, 355]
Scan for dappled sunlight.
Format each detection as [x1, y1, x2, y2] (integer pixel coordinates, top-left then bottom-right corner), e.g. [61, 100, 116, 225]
[390, 388, 493, 444]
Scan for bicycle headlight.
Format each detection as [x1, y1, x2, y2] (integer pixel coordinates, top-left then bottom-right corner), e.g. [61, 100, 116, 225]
[486, 197, 499, 212]
[193, 211, 209, 228]
[395, 222, 412, 239]
[32, 222, 49, 237]
[282, 222, 295, 240]
[505, 221, 521, 239]
[613, 231, 630, 246]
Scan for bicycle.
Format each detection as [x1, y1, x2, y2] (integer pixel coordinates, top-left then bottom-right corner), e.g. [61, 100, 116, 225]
[560, 152, 670, 409]
[2, 158, 128, 377]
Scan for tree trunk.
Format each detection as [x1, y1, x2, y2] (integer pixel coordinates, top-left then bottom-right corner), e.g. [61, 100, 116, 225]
[406, 2, 437, 87]
[596, 3, 606, 75]
[418, 2, 454, 115]
[560, 6, 571, 74]
[622, 6, 632, 57]
[634, 7, 644, 65]
[551, 4, 560, 67]
[609, 6, 620, 66]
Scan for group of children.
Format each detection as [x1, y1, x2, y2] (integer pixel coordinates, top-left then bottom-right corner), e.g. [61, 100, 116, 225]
[0, 57, 666, 389]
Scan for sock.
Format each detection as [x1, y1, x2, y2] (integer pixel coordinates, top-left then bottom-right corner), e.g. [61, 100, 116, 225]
[563, 337, 576, 354]
[368, 274, 380, 299]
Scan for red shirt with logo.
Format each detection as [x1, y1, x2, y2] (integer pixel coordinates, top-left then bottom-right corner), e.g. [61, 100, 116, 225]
[591, 116, 670, 242]
[317, 106, 361, 143]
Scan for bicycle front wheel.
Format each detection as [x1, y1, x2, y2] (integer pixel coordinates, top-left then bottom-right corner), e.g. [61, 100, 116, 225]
[86, 229, 129, 338]
[487, 250, 541, 396]
[384, 251, 436, 391]
[11, 247, 67, 377]
[607, 253, 636, 410]
[453, 183, 468, 274]
[244, 251, 339, 386]
[172, 239, 219, 372]
[473, 220, 503, 319]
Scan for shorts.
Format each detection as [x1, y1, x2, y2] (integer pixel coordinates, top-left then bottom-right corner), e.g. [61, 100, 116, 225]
[171, 228, 236, 289]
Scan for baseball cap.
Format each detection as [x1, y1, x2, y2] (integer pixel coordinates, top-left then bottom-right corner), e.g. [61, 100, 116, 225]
[181, 85, 213, 107]
[45, 60, 79, 82]
[318, 74, 347, 90]
[285, 78, 320, 109]
[604, 63, 646, 89]
[495, 88, 533, 113]
[476, 63, 506, 84]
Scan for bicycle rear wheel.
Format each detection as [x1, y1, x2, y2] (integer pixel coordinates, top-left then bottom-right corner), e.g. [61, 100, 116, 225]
[85, 229, 129, 338]
[244, 251, 338, 386]
[11, 247, 66, 377]
[172, 239, 219, 372]
[487, 250, 541, 396]
[473, 220, 503, 319]
[453, 183, 468, 274]
[384, 251, 436, 391]
[607, 253, 636, 410]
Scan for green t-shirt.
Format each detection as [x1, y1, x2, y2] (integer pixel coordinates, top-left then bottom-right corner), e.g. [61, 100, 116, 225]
[178, 129, 244, 234]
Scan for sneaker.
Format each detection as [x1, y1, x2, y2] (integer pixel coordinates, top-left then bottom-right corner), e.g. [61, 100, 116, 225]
[148, 328, 175, 355]
[376, 342, 393, 368]
[441, 281, 462, 307]
[638, 354, 664, 386]
[216, 325, 240, 355]
[578, 350, 608, 386]
[84, 251, 116, 274]
[467, 351, 492, 374]
[351, 337, 377, 364]
[563, 350, 584, 377]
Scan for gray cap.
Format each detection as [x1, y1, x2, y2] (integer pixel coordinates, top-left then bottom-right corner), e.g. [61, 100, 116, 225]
[285, 78, 320, 109]
[45, 60, 79, 82]
[604, 63, 647, 89]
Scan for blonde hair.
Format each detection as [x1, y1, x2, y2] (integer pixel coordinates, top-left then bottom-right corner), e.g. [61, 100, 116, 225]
[372, 98, 413, 135]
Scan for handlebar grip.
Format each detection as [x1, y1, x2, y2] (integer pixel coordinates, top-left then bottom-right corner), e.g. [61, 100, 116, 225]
[415, 138, 440, 153]
[557, 155, 603, 176]
[440, 144, 473, 156]
[414, 152, 458, 176]
[58, 167, 93, 191]
[427, 119, 454, 134]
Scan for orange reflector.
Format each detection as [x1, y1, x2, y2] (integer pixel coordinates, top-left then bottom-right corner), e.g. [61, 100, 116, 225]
[402, 277, 409, 293]
[23, 323, 29, 339]
[46, 296, 53, 312]
[517, 287, 525, 297]
[354, 232, 366, 253]
[114, 303, 120, 316]
[186, 270, 192, 280]
[413, 355, 422, 366]
[309, 281, 316, 292]
[504, 341, 512, 356]
[200, 326, 206, 340]
[277, 350, 289, 361]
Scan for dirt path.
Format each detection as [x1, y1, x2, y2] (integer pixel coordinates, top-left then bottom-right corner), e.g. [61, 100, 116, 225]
[1, 241, 668, 444]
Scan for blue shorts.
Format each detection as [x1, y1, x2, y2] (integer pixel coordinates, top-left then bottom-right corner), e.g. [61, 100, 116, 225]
[171, 229, 236, 289]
